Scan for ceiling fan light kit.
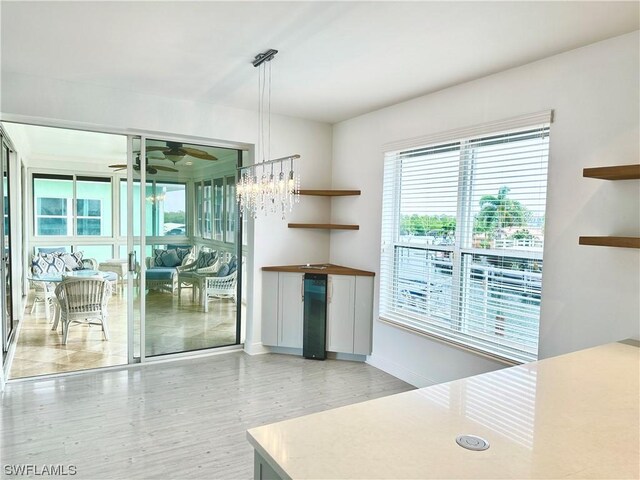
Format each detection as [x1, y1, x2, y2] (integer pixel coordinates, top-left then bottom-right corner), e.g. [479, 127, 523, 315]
[237, 48, 301, 219]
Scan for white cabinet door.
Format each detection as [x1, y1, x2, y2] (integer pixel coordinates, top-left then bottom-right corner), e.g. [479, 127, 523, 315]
[326, 275, 356, 353]
[278, 272, 304, 348]
[353, 276, 374, 355]
[261, 271, 279, 346]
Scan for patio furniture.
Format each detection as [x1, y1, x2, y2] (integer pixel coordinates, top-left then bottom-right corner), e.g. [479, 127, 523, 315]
[98, 258, 128, 294]
[200, 270, 238, 311]
[199, 256, 238, 312]
[54, 276, 112, 345]
[29, 250, 98, 320]
[176, 250, 222, 303]
[30, 280, 57, 320]
[145, 246, 194, 293]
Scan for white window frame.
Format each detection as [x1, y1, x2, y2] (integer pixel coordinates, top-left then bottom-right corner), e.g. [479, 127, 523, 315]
[380, 111, 552, 364]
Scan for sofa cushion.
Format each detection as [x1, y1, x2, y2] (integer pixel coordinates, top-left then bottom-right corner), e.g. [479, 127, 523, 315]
[32, 254, 65, 275]
[154, 249, 181, 268]
[146, 268, 175, 280]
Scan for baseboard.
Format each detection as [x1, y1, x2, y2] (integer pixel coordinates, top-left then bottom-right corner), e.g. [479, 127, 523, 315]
[244, 342, 271, 356]
[265, 346, 303, 356]
[326, 352, 366, 362]
[249, 345, 368, 362]
[366, 353, 437, 388]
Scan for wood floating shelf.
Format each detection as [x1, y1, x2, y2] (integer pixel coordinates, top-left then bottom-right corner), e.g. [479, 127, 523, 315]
[579, 236, 640, 249]
[288, 223, 360, 230]
[583, 164, 640, 180]
[298, 189, 361, 196]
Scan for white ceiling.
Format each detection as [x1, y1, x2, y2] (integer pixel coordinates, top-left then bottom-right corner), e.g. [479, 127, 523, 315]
[1, 122, 239, 173]
[1, 1, 638, 124]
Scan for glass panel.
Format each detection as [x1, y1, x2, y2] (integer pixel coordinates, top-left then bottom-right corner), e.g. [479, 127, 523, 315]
[2, 144, 12, 353]
[76, 178, 112, 236]
[38, 197, 67, 216]
[461, 253, 542, 353]
[195, 182, 203, 237]
[154, 182, 186, 236]
[213, 178, 224, 241]
[120, 179, 143, 237]
[225, 176, 236, 243]
[393, 245, 453, 323]
[33, 177, 73, 236]
[203, 180, 212, 239]
[75, 245, 114, 264]
[37, 218, 67, 236]
[144, 139, 240, 357]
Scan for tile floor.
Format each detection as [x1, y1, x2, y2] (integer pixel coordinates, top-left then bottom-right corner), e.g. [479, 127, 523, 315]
[9, 285, 238, 379]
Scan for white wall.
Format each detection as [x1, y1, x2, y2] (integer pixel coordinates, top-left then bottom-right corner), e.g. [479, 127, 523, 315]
[0, 73, 334, 353]
[331, 31, 640, 386]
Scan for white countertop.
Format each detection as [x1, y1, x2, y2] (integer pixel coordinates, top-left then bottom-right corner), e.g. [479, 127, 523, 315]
[247, 341, 639, 479]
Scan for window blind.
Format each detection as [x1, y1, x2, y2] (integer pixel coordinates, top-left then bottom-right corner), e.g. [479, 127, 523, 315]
[380, 117, 550, 363]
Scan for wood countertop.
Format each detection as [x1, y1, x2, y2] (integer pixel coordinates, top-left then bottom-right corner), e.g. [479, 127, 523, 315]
[247, 341, 640, 479]
[262, 263, 375, 276]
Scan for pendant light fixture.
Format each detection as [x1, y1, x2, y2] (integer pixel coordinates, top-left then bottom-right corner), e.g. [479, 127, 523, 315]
[236, 49, 300, 219]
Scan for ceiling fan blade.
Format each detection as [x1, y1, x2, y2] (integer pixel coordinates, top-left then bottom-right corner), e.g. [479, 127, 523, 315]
[152, 165, 179, 172]
[113, 168, 127, 172]
[146, 167, 158, 174]
[145, 146, 170, 153]
[109, 164, 128, 168]
[182, 147, 218, 161]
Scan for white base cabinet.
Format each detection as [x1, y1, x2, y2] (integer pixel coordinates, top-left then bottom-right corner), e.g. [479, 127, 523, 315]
[262, 271, 304, 349]
[327, 275, 373, 355]
[262, 271, 373, 355]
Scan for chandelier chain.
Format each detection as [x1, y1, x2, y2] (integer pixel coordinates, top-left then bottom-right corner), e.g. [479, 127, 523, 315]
[237, 49, 300, 219]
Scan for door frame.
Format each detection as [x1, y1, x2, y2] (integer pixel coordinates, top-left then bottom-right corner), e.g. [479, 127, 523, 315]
[0, 114, 253, 376]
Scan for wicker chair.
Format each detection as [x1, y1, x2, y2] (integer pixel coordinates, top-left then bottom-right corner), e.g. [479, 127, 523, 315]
[54, 277, 112, 345]
[30, 255, 97, 321]
[202, 270, 237, 312]
[176, 251, 230, 302]
[30, 280, 56, 320]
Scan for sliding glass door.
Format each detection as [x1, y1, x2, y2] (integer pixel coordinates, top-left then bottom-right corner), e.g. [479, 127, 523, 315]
[1, 134, 13, 360]
[128, 137, 243, 360]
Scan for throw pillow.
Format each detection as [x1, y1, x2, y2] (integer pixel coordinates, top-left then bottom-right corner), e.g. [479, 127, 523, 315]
[38, 247, 67, 254]
[217, 263, 230, 277]
[167, 245, 192, 263]
[196, 251, 218, 269]
[228, 255, 238, 275]
[61, 252, 84, 271]
[31, 254, 65, 275]
[154, 249, 181, 268]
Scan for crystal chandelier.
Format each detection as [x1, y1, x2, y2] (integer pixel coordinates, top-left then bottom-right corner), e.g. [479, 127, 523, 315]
[237, 49, 300, 219]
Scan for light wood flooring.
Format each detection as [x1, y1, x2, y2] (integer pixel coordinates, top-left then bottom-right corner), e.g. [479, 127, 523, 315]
[9, 287, 238, 379]
[1, 351, 414, 479]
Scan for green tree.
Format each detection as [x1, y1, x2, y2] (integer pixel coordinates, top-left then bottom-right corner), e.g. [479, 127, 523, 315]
[400, 214, 456, 236]
[164, 210, 186, 224]
[474, 186, 528, 235]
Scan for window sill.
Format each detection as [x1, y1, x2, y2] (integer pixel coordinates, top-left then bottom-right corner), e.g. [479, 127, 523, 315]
[378, 315, 521, 367]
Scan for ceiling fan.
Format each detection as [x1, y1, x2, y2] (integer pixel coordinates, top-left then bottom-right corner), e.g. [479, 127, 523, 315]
[145, 141, 218, 164]
[108, 154, 179, 175]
